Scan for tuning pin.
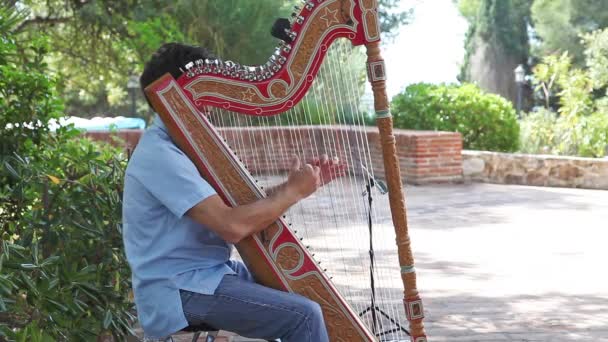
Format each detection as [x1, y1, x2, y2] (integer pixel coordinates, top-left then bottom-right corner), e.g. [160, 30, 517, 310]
[284, 29, 298, 42]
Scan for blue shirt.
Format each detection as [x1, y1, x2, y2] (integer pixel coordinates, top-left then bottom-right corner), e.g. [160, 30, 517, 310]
[122, 115, 234, 338]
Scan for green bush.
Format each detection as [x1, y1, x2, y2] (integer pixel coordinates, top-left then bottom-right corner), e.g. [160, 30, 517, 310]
[519, 108, 557, 154]
[1, 5, 134, 341]
[390, 83, 520, 152]
[520, 108, 608, 157]
[1, 137, 132, 341]
[523, 30, 608, 158]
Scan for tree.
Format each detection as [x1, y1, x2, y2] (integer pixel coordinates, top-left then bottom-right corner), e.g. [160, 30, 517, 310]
[1, 6, 133, 340]
[531, 0, 608, 65]
[9, 0, 410, 118]
[459, 0, 533, 105]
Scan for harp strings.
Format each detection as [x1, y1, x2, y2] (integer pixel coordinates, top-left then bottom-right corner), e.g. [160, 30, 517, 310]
[206, 41, 409, 340]
[335, 41, 405, 329]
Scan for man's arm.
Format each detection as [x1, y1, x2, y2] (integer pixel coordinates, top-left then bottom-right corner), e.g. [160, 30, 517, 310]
[186, 156, 320, 244]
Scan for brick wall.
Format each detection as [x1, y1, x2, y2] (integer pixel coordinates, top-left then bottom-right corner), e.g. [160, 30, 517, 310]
[83, 130, 143, 155]
[85, 126, 463, 184]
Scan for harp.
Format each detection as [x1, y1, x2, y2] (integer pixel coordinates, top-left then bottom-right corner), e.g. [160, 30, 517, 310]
[145, 1, 427, 341]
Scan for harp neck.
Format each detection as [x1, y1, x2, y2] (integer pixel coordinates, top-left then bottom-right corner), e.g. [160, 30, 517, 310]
[176, 0, 381, 116]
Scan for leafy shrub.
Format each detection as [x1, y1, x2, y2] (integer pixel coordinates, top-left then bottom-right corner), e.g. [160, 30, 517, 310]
[1, 136, 132, 341]
[0, 6, 64, 182]
[524, 30, 608, 158]
[520, 108, 608, 157]
[391, 83, 520, 152]
[519, 108, 557, 154]
[1, 5, 133, 340]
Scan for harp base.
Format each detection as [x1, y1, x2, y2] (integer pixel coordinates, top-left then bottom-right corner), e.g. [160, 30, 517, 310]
[360, 178, 410, 341]
[358, 305, 410, 341]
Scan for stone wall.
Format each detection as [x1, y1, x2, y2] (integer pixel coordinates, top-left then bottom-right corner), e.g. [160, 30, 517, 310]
[463, 150, 608, 190]
[85, 126, 463, 185]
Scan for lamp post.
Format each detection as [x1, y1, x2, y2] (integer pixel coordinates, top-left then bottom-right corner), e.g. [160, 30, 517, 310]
[127, 74, 139, 117]
[514, 64, 525, 117]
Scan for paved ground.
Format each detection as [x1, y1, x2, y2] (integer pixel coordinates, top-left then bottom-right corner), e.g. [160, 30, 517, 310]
[400, 183, 608, 342]
[159, 182, 608, 342]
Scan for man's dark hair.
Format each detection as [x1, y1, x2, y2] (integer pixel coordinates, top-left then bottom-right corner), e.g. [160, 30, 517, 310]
[140, 42, 215, 106]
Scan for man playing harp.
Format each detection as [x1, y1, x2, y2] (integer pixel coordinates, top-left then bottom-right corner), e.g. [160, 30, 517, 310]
[122, 43, 345, 342]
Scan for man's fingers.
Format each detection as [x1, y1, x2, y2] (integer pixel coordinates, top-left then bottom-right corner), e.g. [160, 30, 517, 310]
[320, 154, 329, 165]
[312, 165, 321, 180]
[291, 155, 301, 171]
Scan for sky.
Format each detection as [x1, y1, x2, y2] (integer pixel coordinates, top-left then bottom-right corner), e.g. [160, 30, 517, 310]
[382, 0, 469, 97]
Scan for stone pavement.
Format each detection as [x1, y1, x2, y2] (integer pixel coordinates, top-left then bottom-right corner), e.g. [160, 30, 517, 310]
[404, 183, 608, 342]
[154, 183, 608, 342]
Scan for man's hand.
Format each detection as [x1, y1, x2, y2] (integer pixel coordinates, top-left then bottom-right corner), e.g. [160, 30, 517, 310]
[285, 155, 321, 201]
[310, 154, 347, 186]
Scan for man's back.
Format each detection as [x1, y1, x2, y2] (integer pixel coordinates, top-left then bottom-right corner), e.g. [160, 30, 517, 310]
[122, 116, 233, 339]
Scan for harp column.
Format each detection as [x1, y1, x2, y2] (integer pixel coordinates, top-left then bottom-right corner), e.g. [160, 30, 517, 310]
[365, 41, 428, 342]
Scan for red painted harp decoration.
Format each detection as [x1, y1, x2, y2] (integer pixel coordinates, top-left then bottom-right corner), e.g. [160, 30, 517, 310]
[145, 0, 427, 341]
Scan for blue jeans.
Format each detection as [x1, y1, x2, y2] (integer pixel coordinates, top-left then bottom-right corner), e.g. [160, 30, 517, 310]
[179, 261, 329, 342]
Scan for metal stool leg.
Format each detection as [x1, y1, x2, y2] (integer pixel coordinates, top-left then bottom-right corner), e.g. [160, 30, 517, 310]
[205, 331, 218, 342]
[188, 331, 218, 342]
[190, 331, 202, 342]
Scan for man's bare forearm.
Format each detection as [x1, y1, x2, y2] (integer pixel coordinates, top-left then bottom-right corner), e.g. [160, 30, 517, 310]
[187, 184, 301, 244]
[228, 184, 300, 239]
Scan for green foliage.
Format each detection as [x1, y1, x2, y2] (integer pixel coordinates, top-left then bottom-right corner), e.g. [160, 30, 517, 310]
[519, 108, 557, 154]
[377, 0, 412, 39]
[583, 29, 608, 89]
[521, 29, 608, 157]
[0, 7, 63, 160]
[1, 6, 133, 339]
[1, 137, 132, 341]
[458, 0, 532, 83]
[520, 108, 608, 157]
[531, 0, 608, 65]
[9, 0, 411, 118]
[458, 0, 482, 22]
[391, 83, 520, 152]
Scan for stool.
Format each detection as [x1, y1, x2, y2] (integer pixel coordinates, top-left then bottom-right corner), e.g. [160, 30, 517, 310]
[175, 323, 219, 342]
